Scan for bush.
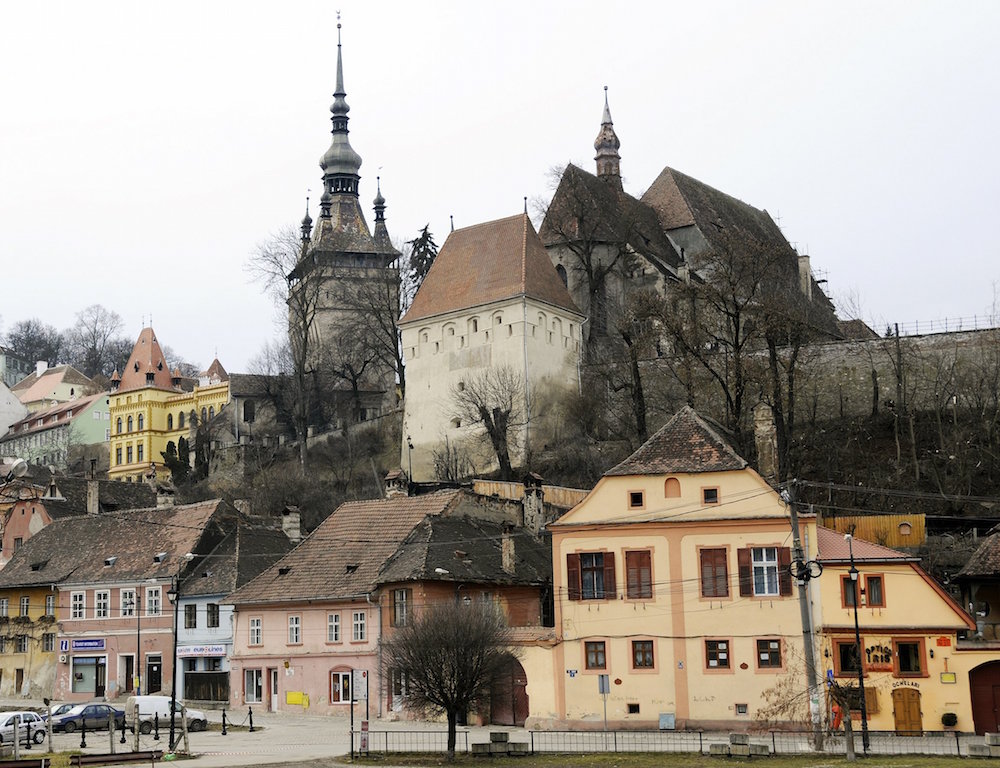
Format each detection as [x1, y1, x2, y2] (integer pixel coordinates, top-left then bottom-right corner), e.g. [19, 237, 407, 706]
[942, 712, 958, 727]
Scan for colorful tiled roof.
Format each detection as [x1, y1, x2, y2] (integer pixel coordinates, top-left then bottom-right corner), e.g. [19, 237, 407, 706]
[2, 393, 105, 440]
[118, 328, 175, 392]
[227, 490, 465, 605]
[816, 526, 916, 563]
[605, 406, 746, 476]
[400, 213, 581, 326]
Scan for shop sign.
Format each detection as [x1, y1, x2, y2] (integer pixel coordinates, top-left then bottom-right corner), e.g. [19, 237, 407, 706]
[177, 644, 226, 657]
[71, 639, 105, 651]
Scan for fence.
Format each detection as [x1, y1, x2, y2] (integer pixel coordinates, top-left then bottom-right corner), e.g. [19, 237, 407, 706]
[352, 728, 978, 757]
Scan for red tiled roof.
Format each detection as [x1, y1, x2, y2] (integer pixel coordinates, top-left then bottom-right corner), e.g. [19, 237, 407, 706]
[200, 359, 229, 384]
[816, 526, 915, 562]
[227, 490, 465, 605]
[400, 213, 581, 325]
[4, 393, 105, 438]
[605, 406, 746, 476]
[118, 328, 175, 392]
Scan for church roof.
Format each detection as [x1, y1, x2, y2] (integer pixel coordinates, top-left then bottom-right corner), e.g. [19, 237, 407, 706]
[401, 213, 582, 325]
[539, 164, 682, 275]
[118, 328, 175, 392]
[606, 406, 747, 476]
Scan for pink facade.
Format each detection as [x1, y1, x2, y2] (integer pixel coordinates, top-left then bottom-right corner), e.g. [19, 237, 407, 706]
[55, 582, 176, 702]
[229, 599, 378, 717]
[1, 500, 52, 568]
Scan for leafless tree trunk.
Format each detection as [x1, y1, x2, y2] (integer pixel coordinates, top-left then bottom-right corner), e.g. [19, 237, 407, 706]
[451, 366, 529, 480]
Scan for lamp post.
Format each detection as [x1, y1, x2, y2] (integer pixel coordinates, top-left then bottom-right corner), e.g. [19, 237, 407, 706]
[406, 435, 414, 482]
[845, 534, 870, 754]
[166, 553, 193, 751]
[124, 591, 142, 695]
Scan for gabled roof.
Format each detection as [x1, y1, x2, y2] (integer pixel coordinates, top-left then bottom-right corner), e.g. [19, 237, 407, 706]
[955, 531, 1000, 579]
[199, 359, 229, 385]
[227, 490, 465, 605]
[24, 477, 156, 519]
[400, 213, 582, 326]
[118, 328, 175, 392]
[606, 406, 747, 476]
[378, 516, 550, 587]
[11, 365, 97, 403]
[816, 526, 916, 563]
[2, 393, 106, 440]
[539, 164, 682, 276]
[181, 522, 293, 597]
[0, 499, 233, 589]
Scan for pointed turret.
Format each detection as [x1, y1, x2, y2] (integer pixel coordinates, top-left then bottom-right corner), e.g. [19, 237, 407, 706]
[300, 196, 313, 244]
[319, 18, 362, 209]
[372, 176, 398, 255]
[594, 86, 622, 190]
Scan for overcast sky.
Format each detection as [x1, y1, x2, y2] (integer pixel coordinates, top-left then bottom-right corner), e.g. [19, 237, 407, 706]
[2, 1, 998, 372]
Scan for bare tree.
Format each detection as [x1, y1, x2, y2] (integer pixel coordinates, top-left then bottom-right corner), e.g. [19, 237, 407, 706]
[3, 318, 62, 367]
[381, 599, 515, 760]
[246, 226, 321, 471]
[451, 366, 528, 480]
[62, 304, 130, 378]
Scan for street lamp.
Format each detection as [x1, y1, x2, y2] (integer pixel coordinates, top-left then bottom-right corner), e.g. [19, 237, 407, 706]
[406, 435, 414, 482]
[123, 591, 142, 695]
[845, 533, 870, 754]
[1, 458, 28, 485]
[166, 553, 193, 751]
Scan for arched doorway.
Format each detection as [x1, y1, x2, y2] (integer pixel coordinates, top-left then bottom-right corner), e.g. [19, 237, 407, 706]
[970, 661, 1000, 734]
[891, 688, 922, 734]
[490, 656, 528, 726]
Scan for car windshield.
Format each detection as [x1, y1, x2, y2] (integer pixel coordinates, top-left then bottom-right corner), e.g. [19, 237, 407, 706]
[63, 705, 87, 716]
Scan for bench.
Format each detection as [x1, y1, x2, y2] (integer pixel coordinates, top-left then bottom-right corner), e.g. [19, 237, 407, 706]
[0, 759, 51, 768]
[69, 751, 163, 767]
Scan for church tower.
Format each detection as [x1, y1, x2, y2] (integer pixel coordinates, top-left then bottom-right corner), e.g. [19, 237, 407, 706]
[594, 86, 622, 190]
[288, 18, 400, 419]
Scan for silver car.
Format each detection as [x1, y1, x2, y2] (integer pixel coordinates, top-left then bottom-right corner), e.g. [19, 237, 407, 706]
[0, 711, 45, 744]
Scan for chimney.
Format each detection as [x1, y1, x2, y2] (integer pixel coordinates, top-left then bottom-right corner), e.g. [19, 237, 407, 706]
[282, 506, 302, 545]
[47, 477, 58, 498]
[383, 469, 410, 499]
[35, 361, 47, 377]
[522, 472, 545, 533]
[798, 254, 813, 301]
[87, 477, 100, 515]
[501, 525, 515, 575]
[753, 403, 778, 484]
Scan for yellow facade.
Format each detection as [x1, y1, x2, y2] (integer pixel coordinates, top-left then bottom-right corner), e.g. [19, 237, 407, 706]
[0, 585, 58, 698]
[531, 467, 816, 730]
[817, 558, 979, 733]
[108, 381, 229, 483]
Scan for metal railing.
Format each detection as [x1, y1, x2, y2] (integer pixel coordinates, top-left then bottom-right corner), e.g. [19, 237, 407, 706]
[351, 727, 977, 756]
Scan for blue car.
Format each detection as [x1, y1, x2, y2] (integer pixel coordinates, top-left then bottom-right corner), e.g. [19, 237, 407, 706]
[51, 703, 125, 733]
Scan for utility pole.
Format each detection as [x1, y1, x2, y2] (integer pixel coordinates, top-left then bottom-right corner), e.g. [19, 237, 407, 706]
[786, 480, 824, 750]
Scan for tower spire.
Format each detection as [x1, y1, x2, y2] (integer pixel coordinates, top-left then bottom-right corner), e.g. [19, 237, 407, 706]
[594, 85, 622, 190]
[300, 192, 313, 243]
[319, 12, 362, 218]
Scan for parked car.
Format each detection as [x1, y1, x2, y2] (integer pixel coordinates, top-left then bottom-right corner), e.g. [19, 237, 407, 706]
[0, 711, 45, 744]
[50, 703, 125, 733]
[124, 695, 208, 734]
[47, 703, 75, 718]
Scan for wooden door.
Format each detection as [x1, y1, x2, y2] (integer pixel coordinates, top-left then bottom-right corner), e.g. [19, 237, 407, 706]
[892, 688, 922, 733]
[970, 662, 1000, 734]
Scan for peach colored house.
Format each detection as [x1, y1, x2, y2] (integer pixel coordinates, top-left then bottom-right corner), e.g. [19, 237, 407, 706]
[535, 407, 815, 730]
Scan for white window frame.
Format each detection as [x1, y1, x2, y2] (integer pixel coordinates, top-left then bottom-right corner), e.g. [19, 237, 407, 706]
[71, 591, 86, 619]
[249, 617, 262, 646]
[146, 586, 162, 617]
[121, 589, 136, 618]
[19, 596, 30, 617]
[288, 615, 301, 644]
[15, 635, 27, 653]
[327, 613, 341, 643]
[45, 594, 54, 616]
[752, 547, 780, 596]
[43, 633, 55, 652]
[244, 669, 263, 703]
[0, 598, 8, 617]
[95, 590, 110, 619]
[331, 671, 351, 703]
[352, 610, 366, 641]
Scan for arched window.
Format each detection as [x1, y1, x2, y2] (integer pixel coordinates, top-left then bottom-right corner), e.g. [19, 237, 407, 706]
[116, 417, 122, 435]
[178, 411, 185, 429]
[208, 406, 215, 420]
[190, 410, 196, 426]
[137, 414, 144, 431]
[664, 477, 681, 498]
[201, 407, 207, 423]
[167, 414, 173, 430]
[127, 416, 133, 432]
[556, 264, 568, 287]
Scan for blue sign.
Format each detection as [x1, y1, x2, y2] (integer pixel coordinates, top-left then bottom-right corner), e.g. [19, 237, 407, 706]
[71, 639, 105, 651]
[59, 639, 69, 652]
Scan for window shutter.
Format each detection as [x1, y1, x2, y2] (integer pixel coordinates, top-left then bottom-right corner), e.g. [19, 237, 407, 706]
[778, 547, 792, 596]
[738, 547, 752, 596]
[566, 553, 581, 601]
[603, 552, 617, 600]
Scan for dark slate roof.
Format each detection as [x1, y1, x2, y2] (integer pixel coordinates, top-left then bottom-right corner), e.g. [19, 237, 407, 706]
[227, 490, 465, 605]
[401, 214, 582, 325]
[37, 477, 156, 518]
[816, 526, 916, 563]
[606, 406, 747, 476]
[0, 500, 234, 589]
[539, 164, 682, 276]
[956, 532, 1000, 579]
[377, 516, 551, 587]
[181, 522, 293, 597]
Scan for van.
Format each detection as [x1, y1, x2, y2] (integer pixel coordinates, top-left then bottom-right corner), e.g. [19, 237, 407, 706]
[124, 695, 208, 734]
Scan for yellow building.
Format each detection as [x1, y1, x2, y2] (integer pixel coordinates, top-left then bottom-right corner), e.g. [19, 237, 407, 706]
[815, 528, 979, 733]
[108, 328, 229, 483]
[534, 407, 817, 730]
[0, 585, 59, 698]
